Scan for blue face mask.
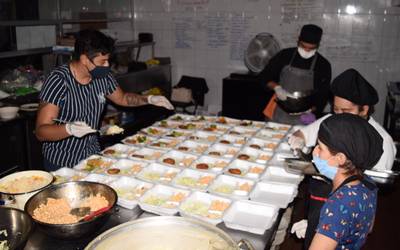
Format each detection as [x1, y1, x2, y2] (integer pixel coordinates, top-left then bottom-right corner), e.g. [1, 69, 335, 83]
[312, 155, 338, 180]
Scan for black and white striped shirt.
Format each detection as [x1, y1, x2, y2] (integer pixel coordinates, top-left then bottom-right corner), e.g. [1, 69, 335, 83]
[39, 64, 118, 167]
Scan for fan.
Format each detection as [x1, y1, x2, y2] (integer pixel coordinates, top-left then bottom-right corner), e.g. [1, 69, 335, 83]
[244, 33, 280, 74]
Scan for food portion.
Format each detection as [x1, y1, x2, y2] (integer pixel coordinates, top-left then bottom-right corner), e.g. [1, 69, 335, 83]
[105, 125, 124, 135]
[160, 155, 196, 168]
[114, 185, 150, 201]
[175, 174, 214, 190]
[194, 160, 228, 171]
[180, 199, 230, 220]
[0, 175, 50, 193]
[82, 157, 114, 172]
[124, 134, 151, 145]
[143, 192, 187, 209]
[211, 181, 253, 196]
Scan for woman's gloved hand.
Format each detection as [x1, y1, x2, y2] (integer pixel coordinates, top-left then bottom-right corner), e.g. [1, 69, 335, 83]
[291, 219, 308, 238]
[274, 85, 293, 101]
[147, 95, 174, 110]
[288, 134, 305, 150]
[65, 121, 96, 138]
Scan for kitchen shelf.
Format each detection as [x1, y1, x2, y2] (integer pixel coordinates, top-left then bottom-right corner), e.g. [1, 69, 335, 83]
[0, 47, 53, 59]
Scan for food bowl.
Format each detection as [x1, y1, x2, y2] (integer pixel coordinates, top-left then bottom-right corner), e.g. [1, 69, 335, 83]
[0, 170, 54, 209]
[276, 90, 314, 114]
[0, 106, 19, 120]
[0, 207, 34, 250]
[24, 181, 117, 239]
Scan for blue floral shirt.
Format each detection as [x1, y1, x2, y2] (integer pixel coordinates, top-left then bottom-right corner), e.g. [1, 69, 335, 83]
[316, 181, 377, 250]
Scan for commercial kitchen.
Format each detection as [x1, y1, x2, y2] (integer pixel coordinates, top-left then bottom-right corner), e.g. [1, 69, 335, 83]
[1, 0, 400, 250]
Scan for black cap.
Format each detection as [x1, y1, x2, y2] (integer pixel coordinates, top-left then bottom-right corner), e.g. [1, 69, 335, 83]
[299, 24, 323, 45]
[331, 69, 379, 106]
[318, 113, 383, 170]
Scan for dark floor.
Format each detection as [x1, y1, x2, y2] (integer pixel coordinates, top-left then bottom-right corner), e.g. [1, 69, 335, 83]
[280, 177, 400, 250]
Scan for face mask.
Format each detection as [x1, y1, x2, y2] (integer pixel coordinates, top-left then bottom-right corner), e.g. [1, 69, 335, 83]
[298, 47, 316, 59]
[89, 60, 110, 79]
[312, 155, 338, 180]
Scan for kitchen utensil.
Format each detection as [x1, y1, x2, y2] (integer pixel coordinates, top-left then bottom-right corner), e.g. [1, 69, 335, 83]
[0, 207, 34, 250]
[70, 206, 91, 217]
[276, 90, 314, 114]
[80, 205, 112, 222]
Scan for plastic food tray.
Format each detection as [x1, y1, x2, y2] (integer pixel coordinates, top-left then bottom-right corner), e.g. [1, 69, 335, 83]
[264, 122, 291, 133]
[83, 173, 118, 184]
[261, 166, 303, 185]
[106, 159, 148, 177]
[223, 200, 279, 234]
[179, 191, 232, 225]
[128, 147, 167, 162]
[214, 116, 242, 125]
[228, 126, 259, 137]
[218, 134, 247, 147]
[101, 143, 139, 158]
[237, 120, 265, 128]
[249, 181, 298, 208]
[175, 140, 210, 155]
[153, 120, 183, 129]
[202, 123, 232, 134]
[159, 150, 198, 168]
[175, 122, 204, 130]
[122, 134, 157, 146]
[246, 138, 280, 152]
[147, 138, 182, 150]
[269, 152, 297, 165]
[205, 143, 240, 159]
[172, 169, 216, 191]
[136, 163, 181, 184]
[208, 175, 255, 200]
[164, 128, 193, 139]
[140, 126, 170, 137]
[109, 176, 153, 209]
[73, 155, 117, 173]
[190, 155, 230, 173]
[236, 147, 273, 165]
[187, 130, 220, 144]
[255, 129, 286, 142]
[224, 159, 267, 180]
[139, 184, 191, 216]
[52, 167, 87, 184]
[168, 114, 195, 122]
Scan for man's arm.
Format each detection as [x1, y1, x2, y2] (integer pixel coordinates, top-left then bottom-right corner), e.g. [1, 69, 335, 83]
[36, 102, 70, 141]
[106, 86, 148, 107]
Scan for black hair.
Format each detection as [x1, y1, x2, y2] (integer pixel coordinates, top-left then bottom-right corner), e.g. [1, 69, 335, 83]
[73, 29, 115, 60]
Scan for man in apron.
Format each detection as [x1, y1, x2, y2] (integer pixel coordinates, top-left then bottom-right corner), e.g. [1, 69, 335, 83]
[260, 24, 332, 125]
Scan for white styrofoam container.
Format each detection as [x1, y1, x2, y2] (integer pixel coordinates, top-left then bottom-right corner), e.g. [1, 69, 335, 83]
[175, 122, 204, 130]
[214, 116, 241, 125]
[202, 123, 232, 134]
[83, 173, 118, 184]
[164, 129, 194, 139]
[188, 130, 220, 144]
[122, 134, 157, 146]
[225, 159, 267, 180]
[246, 138, 280, 152]
[208, 175, 255, 199]
[228, 126, 259, 137]
[73, 155, 117, 173]
[261, 166, 303, 185]
[136, 163, 181, 184]
[236, 147, 273, 164]
[52, 167, 87, 184]
[205, 143, 240, 159]
[172, 169, 216, 191]
[128, 147, 167, 162]
[264, 122, 291, 133]
[147, 138, 182, 150]
[175, 140, 210, 155]
[190, 155, 230, 173]
[159, 150, 198, 168]
[109, 176, 153, 209]
[101, 143, 138, 158]
[255, 129, 286, 142]
[249, 181, 298, 208]
[223, 200, 279, 234]
[106, 159, 148, 177]
[140, 126, 170, 137]
[153, 120, 183, 129]
[237, 120, 265, 128]
[179, 191, 232, 225]
[167, 114, 194, 122]
[219, 134, 247, 147]
[139, 184, 191, 215]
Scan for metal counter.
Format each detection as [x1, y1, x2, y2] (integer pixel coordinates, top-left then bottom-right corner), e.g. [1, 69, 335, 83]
[24, 206, 282, 250]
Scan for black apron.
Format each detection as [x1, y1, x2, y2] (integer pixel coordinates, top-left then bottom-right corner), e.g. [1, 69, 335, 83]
[303, 175, 376, 249]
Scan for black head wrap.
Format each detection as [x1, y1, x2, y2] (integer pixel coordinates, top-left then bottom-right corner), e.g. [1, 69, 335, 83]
[318, 113, 383, 170]
[331, 68, 379, 105]
[299, 24, 323, 45]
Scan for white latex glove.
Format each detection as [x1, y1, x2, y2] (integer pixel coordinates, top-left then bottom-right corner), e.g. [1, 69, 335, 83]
[288, 134, 305, 150]
[65, 121, 96, 138]
[291, 219, 308, 239]
[274, 85, 293, 101]
[148, 95, 174, 110]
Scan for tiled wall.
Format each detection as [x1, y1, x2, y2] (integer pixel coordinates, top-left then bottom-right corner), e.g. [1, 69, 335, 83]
[134, 0, 400, 123]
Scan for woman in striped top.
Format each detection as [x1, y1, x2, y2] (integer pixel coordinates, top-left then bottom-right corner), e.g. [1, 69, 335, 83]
[36, 30, 173, 171]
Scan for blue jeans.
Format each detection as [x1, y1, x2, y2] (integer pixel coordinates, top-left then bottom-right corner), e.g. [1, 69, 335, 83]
[43, 158, 63, 171]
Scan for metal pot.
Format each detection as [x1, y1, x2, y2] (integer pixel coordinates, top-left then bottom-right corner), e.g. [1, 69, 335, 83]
[276, 90, 314, 114]
[85, 216, 254, 250]
[0, 207, 34, 250]
[24, 181, 117, 239]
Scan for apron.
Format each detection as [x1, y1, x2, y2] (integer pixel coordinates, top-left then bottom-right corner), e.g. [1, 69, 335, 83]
[303, 175, 376, 249]
[272, 51, 317, 125]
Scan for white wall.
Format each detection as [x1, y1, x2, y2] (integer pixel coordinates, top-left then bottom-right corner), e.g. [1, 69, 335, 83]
[134, 0, 400, 123]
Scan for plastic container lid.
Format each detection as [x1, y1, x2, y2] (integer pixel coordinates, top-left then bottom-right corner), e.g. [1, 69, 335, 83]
[249, 181, 298, 208]
[261, 166, 303, 185]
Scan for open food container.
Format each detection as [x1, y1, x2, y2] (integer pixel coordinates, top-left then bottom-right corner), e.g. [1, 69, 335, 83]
[176, 122, 204, 130]
[106, 159, 148, 177]
[122, 134, 157, 146]
[225, 159, 267, 180]
[228, 126, 259, 137]
[164, 129, 193, 139]
[179, 191, 232, 225]
[136, 163, 181, 184]
[219, 134, 248, 147]
[205, 143, 240, 158]
[190, 155, 230, 173]
[128, 147, 167, 162]
[249, 181, 298, 208]
[73, 155, 117, 173]
[208, 175, 255, 200]
[255, 129, 286, 142]
[261, 166, 303, 185]
[202, 123, 232, 134]
[238, 120, 265, 128]
[172, 169, 216, 191]
[109, 176, 153, 209]
[148, 138, 182, 150]
[264, 122, 291, 133]
[168, 114, 194, 121]
[246, 137, 280, 152]
[52, 167, 88, 184]
[175, 140, 210, 155]
[140, 126, 170, 137]
[139, 184, 190, 215]
[101, 143, 138, 158]
[82, 173, 118, 185]
[214, 116, 242, 125]
[188, 130, 220, 144]
[153, 120, 183, 129]
[236, 147, 273, 164]
[223, 200, 279, 235]
[159, 150, 198, 168]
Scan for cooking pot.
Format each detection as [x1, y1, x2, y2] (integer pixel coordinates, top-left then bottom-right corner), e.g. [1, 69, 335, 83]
[85, 216, 254, 250]
[276, 90, 314, 114]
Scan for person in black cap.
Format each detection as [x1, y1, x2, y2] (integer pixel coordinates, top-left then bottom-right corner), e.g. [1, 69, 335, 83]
[289, 68, 396, 249]
[309, 113, 381, 250]
[260, 24, 332, 124]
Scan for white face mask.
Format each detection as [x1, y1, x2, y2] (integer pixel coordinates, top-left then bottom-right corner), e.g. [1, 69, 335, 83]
[298, 47, 317, 59]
